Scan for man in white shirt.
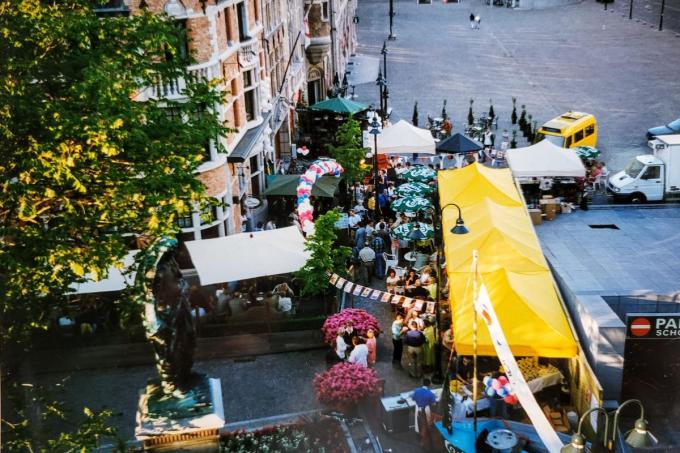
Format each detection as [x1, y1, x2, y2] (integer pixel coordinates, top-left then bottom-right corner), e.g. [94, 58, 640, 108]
[348, 210, 361, 230]
[359, 242, 376, 283]
[348, 337, 369, 367]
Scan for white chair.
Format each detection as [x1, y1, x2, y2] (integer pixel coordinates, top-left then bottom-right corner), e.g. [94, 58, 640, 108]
[394, 266, 407, 278]
[383, 252, 398, 271]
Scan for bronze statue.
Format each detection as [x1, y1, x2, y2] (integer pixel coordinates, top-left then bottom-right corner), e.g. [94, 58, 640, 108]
[137, 238, 196, 396]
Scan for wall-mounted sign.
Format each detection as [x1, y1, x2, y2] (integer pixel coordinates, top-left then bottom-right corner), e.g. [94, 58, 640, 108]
[626, 313, 680, 339]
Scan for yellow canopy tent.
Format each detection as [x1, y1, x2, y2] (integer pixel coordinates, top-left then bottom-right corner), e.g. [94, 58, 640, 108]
[439, 163, 577, 358]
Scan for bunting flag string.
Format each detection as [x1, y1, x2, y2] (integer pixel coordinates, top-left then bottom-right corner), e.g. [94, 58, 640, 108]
[329, 273, 435, 314]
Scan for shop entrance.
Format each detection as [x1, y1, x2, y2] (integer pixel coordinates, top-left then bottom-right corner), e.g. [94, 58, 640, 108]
[622, 314, 680, 417]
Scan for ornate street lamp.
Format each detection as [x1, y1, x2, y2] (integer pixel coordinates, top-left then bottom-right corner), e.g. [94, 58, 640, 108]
[610, 399, 657, 450]
[369, 115, 381, 218]
[388, 0, 396, 40]
[432, 202, 469, 384]
[376, 69, 387, 117]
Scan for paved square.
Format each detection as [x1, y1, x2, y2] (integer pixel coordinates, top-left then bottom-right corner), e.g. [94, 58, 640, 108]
[354, 0, 680, 172]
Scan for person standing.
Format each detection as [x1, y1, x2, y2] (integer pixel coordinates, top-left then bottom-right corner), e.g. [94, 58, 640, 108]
[366, 329, 377, 367]
[469, 12, 475, 29]
[334, 329, 348, 362]
[411, 378, 439, 451]
[422, 319, 437, 372]
[348, 336, 369, 367]
[405, 321, 426, 378]
[474, 14, 481, 29]
[371, 232, 386, 279]
[391, 314, 406, 364]
[359, 242, 376, 282]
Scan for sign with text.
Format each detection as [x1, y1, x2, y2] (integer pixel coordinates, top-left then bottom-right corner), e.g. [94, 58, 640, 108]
[626, 314, 680, 339]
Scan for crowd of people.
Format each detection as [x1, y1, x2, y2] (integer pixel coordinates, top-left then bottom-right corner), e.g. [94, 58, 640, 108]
[328, 321, 378, 368]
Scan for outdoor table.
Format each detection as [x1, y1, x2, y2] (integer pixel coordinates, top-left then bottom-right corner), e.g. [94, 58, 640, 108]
[404, 251, 417, 262]
[527, 370, 563, 394]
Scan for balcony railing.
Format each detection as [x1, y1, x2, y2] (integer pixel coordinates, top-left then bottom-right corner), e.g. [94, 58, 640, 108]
[238, 40, 259, 69]
[151, 61, 222, 99]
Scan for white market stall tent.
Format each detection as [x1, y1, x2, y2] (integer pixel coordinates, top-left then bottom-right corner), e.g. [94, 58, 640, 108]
[185, 226, 310, 286]
[69, 250, 139, 294]
[370, 119, 436, 155]
[506, 140, 586, 178]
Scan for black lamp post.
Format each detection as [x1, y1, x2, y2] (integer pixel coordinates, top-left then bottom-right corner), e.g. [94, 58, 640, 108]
[381, 41, 388, 81]
[383, 86, 390, 119]
[432, 202, 469, 385]
[388, 0, 396, 40]
[369, 115, 381, 218]
[376, 69, 387, 117]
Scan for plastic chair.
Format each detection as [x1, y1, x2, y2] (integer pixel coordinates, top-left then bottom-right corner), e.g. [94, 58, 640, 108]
[383, 252, 398, 271]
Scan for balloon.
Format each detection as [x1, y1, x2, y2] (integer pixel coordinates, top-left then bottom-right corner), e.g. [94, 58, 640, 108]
[486, 387, 496, 397]
[498, 376, 508, 386]
[504, 394, 519, 405]
[491, 379, 502, 390]
[483, 376, 492, 387]
[498, 388, 508, 398]
[296, 159, 344, 233]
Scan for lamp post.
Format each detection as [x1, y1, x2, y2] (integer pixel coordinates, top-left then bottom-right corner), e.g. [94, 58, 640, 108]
[610, 399, 657, 450]
[381, 41, 388, 81]
[383, 86, 390, 120]
[628, 0, 633, 19]
[369, 115, 381, 219]
[432, 202, 469, 384]
[561, 407, 610, 453]
[376, 69, 387, 117]
[388, 0, 396, 40]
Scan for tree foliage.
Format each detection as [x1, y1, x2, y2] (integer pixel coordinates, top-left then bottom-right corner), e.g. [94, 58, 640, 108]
[296, 210, 351, 298]
[0, 0, 229, 351]
[326, 118, 366, 185]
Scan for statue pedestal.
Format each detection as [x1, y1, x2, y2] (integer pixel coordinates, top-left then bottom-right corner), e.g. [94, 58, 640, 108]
[135, 375, 224, 451]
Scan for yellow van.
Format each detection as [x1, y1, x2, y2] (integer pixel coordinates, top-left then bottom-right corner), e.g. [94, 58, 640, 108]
[536, 111, 597, 148]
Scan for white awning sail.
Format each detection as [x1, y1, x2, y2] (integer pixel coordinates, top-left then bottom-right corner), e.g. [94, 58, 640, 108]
[69, 250, 139, 294]
[184, 226, 310, 285]
[370, 120, 436, 155]
[506, 140, 586, 178]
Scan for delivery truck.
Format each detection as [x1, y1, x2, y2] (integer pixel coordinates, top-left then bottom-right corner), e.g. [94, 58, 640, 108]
[607, 134, 680, 202]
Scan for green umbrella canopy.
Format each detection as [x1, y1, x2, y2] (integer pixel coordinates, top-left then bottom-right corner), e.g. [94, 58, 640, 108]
[394, 182, 434, 197]
[574, 146, 601, 160]
[309, 97, 368, 115]
[391, 222, 434, 240]
[402, 165, 437, 182]
[264, 175, 340, 198]
[391, 196, 433, 213]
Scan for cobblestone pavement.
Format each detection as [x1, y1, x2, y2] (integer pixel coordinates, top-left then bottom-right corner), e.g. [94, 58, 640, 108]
[35, 277, 428, 450]
[353, 0, 680, 172]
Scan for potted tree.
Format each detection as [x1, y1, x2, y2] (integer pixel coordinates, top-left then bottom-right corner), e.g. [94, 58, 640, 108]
[511, 97, 518, 125]
[467, 99, 474, 126]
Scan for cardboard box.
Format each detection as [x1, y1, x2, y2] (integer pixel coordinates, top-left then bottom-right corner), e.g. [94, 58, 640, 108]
[529, 209, 542, 225]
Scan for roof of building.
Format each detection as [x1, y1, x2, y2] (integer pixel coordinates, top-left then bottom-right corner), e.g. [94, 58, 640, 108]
[535, 206, 680, 297]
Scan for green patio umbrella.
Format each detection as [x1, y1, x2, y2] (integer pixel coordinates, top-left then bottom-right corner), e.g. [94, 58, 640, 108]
[402, 165, 437, 182]
[309, 97, 368, 115]
[394, 182, 434, 197]
[574, 146, 601, 160]
[391, 222, 434, 240]
[391, 196, 433, 213]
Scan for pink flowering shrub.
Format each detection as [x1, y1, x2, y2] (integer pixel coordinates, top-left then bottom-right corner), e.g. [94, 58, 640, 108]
[313, 362, 382, 406]
[321, 308, 380, 344]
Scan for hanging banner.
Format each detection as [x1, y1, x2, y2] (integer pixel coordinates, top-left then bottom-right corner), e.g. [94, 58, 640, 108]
[474, 283, 564, 453]
[328, 274, 429, 311]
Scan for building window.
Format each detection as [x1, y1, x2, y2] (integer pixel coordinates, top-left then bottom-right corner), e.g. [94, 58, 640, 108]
[321, 1, 329, 20]
[200, 205, 220, 225]
[243, 70, 258, 122]
[164, 20, 189, 62]
[236, 2, 249, 42]
[250, 155, 261, 198]
[177, 214, 193, 228]
[202, 141, 213, 162]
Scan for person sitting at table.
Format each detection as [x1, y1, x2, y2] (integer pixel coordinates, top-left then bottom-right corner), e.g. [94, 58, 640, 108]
[455, 355, 474, 386]
[273, 282, 294, 298]
[407, 279, 429, 299]
[426, 277, 438, 300]
[404, 269, 419, 290]
[394, 278, 406, 296]
[419, 265, 433, 284]
[385, 269, 399, 294]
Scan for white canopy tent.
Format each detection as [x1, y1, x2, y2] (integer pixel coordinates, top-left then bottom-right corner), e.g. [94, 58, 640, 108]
[69, 250, 139, 294]
[369, 120, 436, 155]
[185, 226, 310, 286]
[506, 140, 586, 178]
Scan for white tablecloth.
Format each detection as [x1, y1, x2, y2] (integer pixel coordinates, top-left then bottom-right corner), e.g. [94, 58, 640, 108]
[527, 370, 563, 394]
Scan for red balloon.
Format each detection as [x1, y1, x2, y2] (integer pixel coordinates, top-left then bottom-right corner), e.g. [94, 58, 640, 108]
[498, 376, 508, 386]
[504, 394, 519, 405]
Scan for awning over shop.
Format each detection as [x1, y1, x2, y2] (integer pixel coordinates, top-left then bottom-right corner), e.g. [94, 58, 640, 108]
[436, 133, 483, 154]
[309, 97, 368, 115]
[227, 112, 272, 163]
[371, 120, 436, 155]
[506, 140, 586, 177]
[69, 250, 138, 294]
[184, 226, 310, 285]
[439, 164, 577, 358]
[264, 174, 340, 198]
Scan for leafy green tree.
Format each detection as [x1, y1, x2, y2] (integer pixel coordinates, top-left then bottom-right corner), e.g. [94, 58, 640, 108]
[296, 210, 351, 298]
[326, 118, 366, 185]
[0, 0, 229, 349]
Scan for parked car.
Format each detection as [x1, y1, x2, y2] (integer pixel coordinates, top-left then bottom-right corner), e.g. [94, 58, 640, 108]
[647, 117, 680, 140]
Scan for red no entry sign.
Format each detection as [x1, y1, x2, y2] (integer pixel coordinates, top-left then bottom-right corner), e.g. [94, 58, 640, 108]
[630, 317, 651, 337]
